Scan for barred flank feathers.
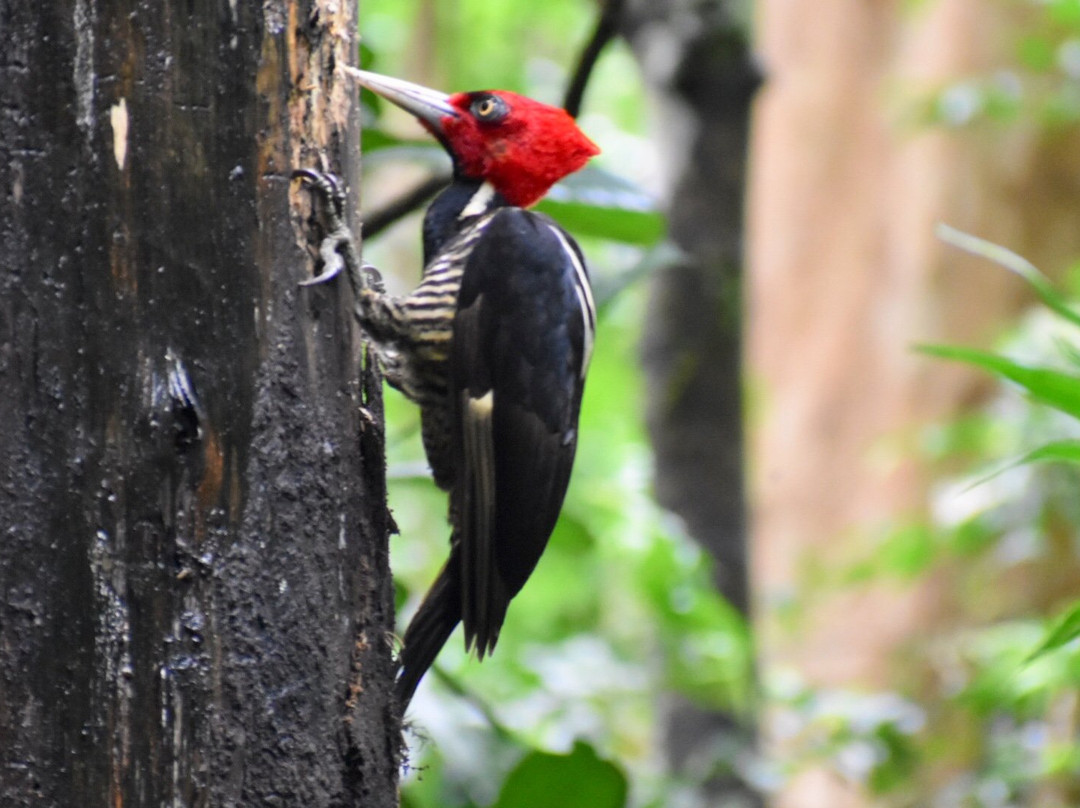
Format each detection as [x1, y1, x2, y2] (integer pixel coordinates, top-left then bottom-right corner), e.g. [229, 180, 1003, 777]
[395, 550, 463, 710]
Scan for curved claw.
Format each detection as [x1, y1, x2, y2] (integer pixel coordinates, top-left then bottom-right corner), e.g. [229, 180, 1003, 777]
[293, 167, 376, 299]
[294, 168, 352, 286]
[292, 168, 347, 222]
[298, 260, 343, 286]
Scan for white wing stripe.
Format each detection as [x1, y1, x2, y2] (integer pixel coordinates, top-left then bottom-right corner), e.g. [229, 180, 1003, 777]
[462, 390, 496, 642]
[548, 225, 595, 377]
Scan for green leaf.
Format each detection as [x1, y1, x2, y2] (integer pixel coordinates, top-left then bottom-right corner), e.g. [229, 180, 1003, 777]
[536, 197, 664, 245]
[918, 344, 1080, 421]
[961, 439, 1080, 491]
[937, 224, 1080, 331]
[492, 742, 628, 808]
[1026, 600, 1080, 661]
[536, 166, 666, 246]
[1016, 439, 1080, 466]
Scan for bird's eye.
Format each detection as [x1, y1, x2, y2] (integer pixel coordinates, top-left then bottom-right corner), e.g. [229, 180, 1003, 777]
[471, 94, 508, 123]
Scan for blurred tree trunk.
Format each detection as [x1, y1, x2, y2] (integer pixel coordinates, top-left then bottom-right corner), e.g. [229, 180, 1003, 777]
[618, 1, 762, 804]
[0, 2, 399, 806]
[751, 1, 1080, 805]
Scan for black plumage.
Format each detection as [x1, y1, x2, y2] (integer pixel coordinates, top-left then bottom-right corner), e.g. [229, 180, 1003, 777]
[393, 187, 593, 707]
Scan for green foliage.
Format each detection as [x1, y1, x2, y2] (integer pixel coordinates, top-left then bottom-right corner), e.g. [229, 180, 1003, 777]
[1015, 438, 1080, 467]
[765, 676, 925, 798]
[788, 229, 1080, 806]
[905, 232, 1080, 803]
[535, 167, 666, 247]
[935, 237, 1080, 619]
[923, 227, 1080, 471]
[845, 523, 939, 582]
[363, 0, 592, 97]
[920, 343, 1080, 419]
[491, 743, 628, 808]
[917, 1, 1080, 128]
[637, 538, 754, 711]
[1028, 599, 1080, 660]
[938, 225, 1080, 331]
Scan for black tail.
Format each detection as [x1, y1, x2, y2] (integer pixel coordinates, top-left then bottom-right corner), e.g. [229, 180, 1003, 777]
[395, 552, 462, 711]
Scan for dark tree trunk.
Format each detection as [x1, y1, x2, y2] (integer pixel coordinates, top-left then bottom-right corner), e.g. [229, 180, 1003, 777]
[0, 2, 398, 806]
[618, 1, 762, 804]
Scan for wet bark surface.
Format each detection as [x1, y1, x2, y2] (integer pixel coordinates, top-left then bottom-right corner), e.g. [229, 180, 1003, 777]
[618, 1, 762, 804]
[0, 2, 398, 806]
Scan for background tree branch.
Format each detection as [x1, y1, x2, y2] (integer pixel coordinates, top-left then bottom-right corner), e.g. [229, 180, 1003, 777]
[617, 0, 762, 803]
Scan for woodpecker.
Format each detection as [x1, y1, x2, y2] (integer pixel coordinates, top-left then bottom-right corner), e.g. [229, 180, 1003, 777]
[296, 70, 599, 710]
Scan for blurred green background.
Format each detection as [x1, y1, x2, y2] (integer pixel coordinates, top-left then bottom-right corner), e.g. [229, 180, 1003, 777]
[356, 1, 1080, 806]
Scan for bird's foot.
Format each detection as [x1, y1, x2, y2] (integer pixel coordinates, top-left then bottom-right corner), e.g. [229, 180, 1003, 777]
[293, 169, 375, 292]
[360, 262, 386, 294]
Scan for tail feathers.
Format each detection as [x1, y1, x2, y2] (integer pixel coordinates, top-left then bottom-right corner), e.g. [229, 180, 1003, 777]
[461, 578, 509, 661]
[395, 555, 462, 711]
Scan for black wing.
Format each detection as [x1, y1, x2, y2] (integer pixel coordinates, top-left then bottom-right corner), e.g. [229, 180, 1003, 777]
[450, 208, 594, 657]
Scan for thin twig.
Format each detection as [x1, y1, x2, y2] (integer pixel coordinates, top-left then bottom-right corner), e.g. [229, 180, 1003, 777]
[562, 0, 625, 118]
[361, 172, 451, 240]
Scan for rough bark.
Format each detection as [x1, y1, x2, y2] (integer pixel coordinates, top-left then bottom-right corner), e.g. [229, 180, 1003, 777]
[0, 2, 398, 806]
[618, 1, 761, 804]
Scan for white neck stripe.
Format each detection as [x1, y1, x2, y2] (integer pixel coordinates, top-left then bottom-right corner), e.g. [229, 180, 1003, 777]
[459, 181, 497, 219]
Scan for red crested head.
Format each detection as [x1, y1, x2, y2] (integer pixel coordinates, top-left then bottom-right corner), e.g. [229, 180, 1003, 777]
[347, 69, 600, 208]
[438, 91, 599, 208]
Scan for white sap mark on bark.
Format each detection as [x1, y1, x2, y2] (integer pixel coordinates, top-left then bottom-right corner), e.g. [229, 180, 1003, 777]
[73, 0, 95, 136]
[90, 527, 134, 775]
[11, 162, 23, 205]
[111, 98, 129, 171]
[228, 0, 239, 49]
